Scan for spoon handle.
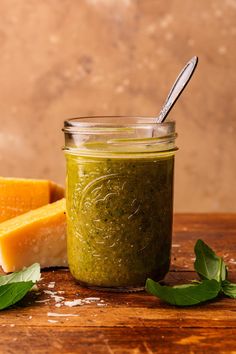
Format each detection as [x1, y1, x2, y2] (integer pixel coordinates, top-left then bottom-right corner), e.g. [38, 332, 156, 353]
[156, 56, 198, 123]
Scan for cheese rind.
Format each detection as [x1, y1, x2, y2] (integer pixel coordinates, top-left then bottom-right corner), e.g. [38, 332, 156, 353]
[50, 181, 65, 203]
[0, 198, 67, 272]
[0, 177, 65, 222]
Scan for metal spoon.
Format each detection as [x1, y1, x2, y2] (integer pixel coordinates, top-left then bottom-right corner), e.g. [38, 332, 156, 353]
[156, 56, 198, 123]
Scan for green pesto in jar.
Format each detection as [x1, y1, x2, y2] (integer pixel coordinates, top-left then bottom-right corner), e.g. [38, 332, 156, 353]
[66, 152, 174, 289]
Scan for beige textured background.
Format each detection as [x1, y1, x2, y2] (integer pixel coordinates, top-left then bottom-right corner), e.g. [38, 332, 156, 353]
[0, 0, 235, 212]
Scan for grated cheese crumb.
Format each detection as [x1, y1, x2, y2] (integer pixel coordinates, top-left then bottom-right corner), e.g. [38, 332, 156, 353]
[48, 282, 55, 289]
[84, 297, 100, 301]
[64, 299, 83, 307]
[47, 312, 79, 317]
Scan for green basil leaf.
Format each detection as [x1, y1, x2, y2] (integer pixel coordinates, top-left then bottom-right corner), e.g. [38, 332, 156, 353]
[145, 278, 220, 306]
[0, 281, 34, 310]
[0, 263, 40, 286]
[0, 263, 41, 310]
[194, 239, 227, 282]
[222, 280, 236, 299]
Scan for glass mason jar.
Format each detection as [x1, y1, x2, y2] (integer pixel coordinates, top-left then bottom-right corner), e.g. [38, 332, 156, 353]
[63, 117, 177, 291]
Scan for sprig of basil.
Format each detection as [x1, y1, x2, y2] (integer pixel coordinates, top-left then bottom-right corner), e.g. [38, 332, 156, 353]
[0, 263, 40, 310]
[145, 239, 235, 306]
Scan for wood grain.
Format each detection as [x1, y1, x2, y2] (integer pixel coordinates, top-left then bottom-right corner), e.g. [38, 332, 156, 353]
[0, 214, 236, 353]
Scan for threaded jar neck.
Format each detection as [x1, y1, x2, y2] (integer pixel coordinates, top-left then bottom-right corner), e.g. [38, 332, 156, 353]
[63, 116, 178, 158]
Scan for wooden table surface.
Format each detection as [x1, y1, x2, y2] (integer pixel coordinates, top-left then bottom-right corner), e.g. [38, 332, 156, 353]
[1, 214, 236, 354]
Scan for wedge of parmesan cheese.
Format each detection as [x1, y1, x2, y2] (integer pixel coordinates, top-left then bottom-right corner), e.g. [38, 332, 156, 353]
[0, 198, 67, 272]
[0, 177, 65, 222]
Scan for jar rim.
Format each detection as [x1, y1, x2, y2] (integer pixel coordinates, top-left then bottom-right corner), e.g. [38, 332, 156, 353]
[64, 116, 175, 130]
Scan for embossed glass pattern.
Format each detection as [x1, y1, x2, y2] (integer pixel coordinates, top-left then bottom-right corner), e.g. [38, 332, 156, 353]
[63, 117, 177, 291]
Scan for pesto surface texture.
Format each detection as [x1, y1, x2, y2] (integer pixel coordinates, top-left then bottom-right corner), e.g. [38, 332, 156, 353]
[66, 153, 174, 289]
